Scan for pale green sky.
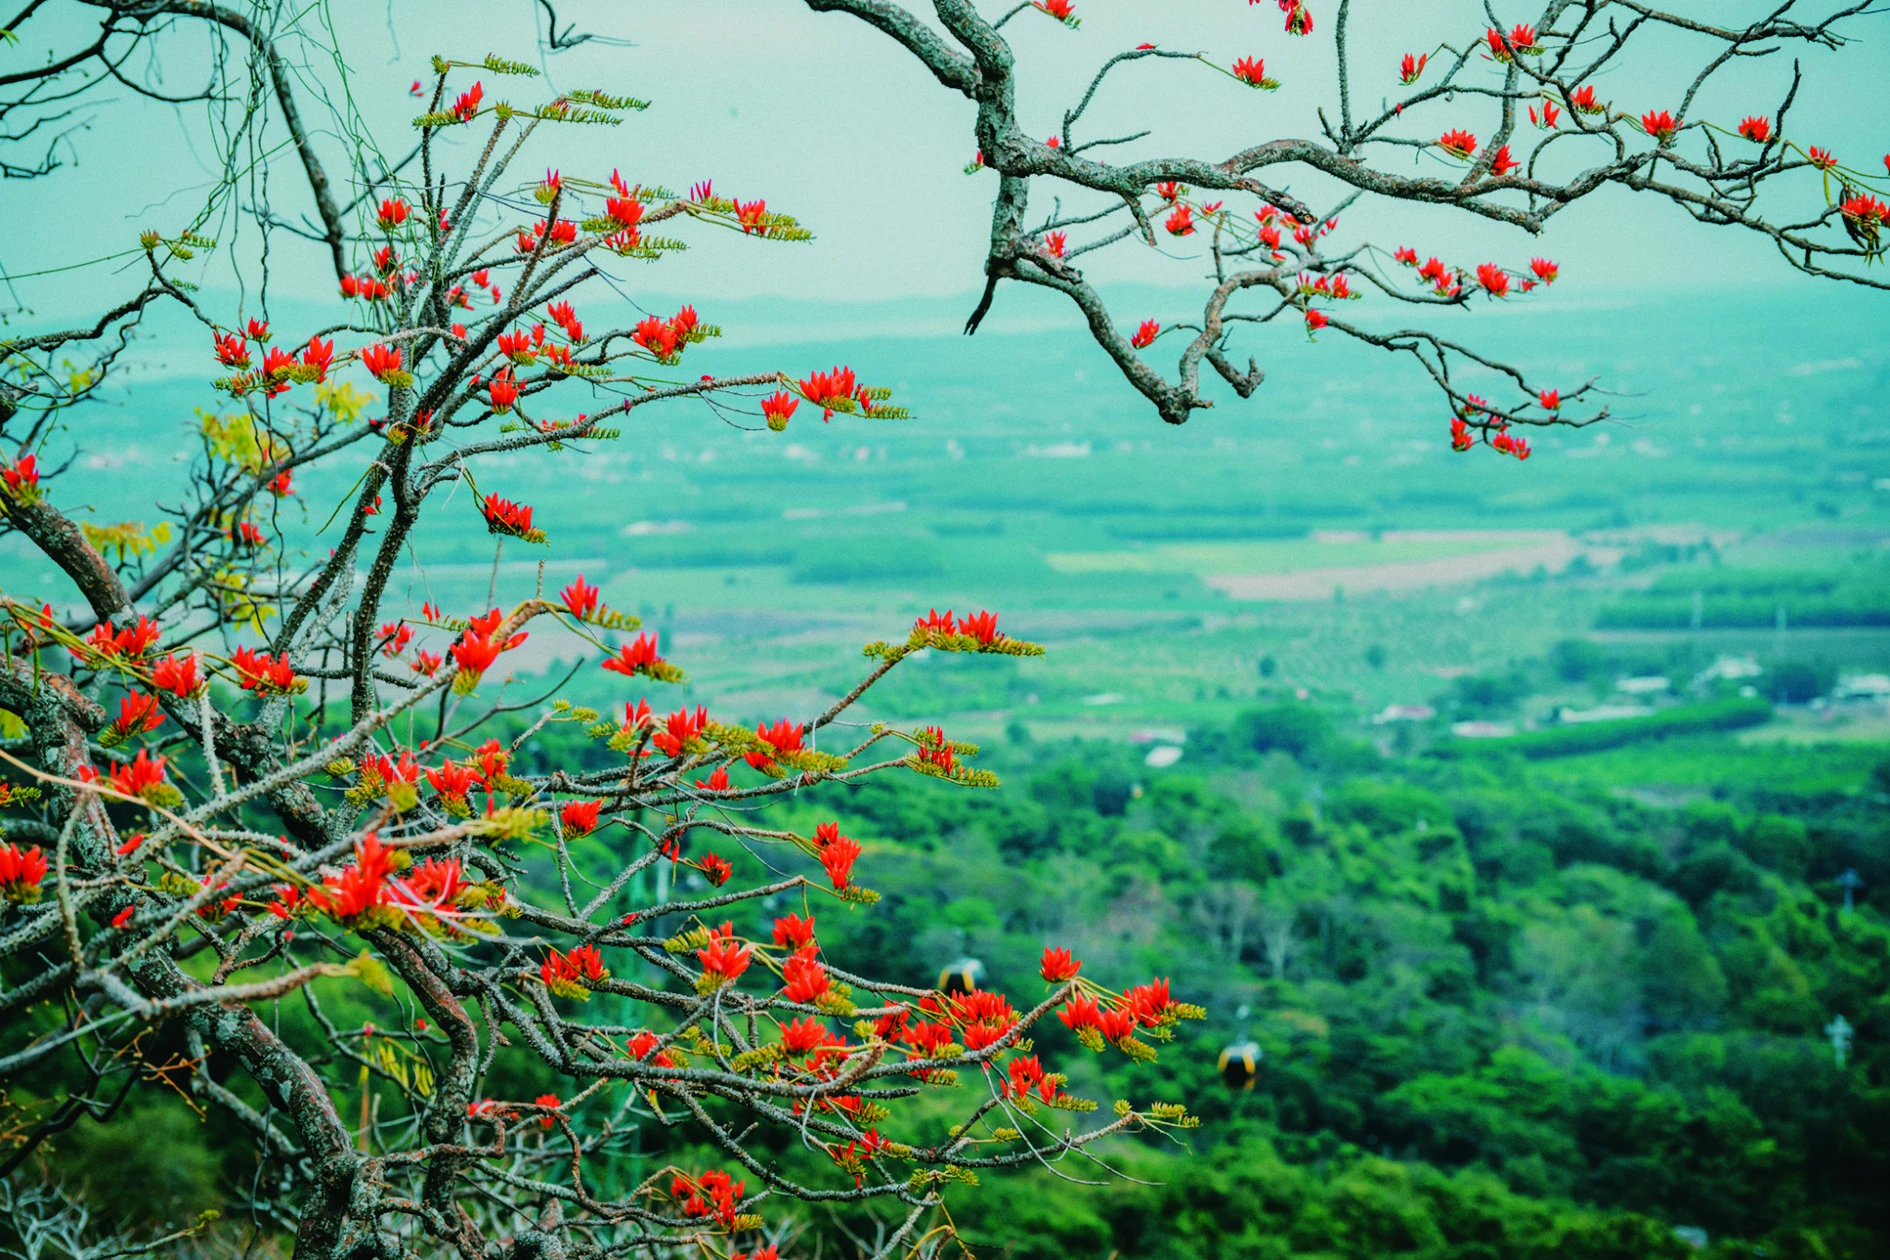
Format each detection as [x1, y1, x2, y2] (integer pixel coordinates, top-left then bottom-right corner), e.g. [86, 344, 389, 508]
[4, 0, 1888, 321]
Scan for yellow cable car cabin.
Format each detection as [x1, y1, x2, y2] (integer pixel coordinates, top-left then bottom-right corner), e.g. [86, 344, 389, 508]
[938, 957, 985, 996]
[1218, 1040, 1261, 1090]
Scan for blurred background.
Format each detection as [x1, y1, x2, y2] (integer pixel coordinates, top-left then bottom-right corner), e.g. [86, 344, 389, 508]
[4, 1, 1888, 1255]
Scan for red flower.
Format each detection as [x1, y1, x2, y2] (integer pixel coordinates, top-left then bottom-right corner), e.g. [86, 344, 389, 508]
[1840, 193, 1890, 226]
[698, 928, 752, 984]
[696, 766, 731, 792]
[795, 365, 857, 410]
[1641, 110, 1678, 143]
[1400, 52, 1427, 84]
[480, 493, 535, 539]
[1539, 388, 1561, 411]
[449, 81, 483, 121]
[1568, 85, 1601, 114]
[1040, 946, 1082, 982]
[105, 749, 169, 803]
[1304, 308, 1327, 331]
[533, 1094, 560, 1129]
[1475, 262, 1511, 298]
[700, 852, 733, 886]
[1491, 429, 1532, 460]
[1808, 145, 1836, 170]
[1508, 23, 1537, 52]
[1231, 56, 1268, 87]
[1530, 257, 1559, 283]
[1737, 116, 1771, 143]
[150, 653, 199, 698]
[602, 632, 670, 679]
[1002, 1053, 1047, 1099]
[633, 316, 679, 359]
[1164, 204, 1195, 236]
[1450, 416, 1476, 451]
[1, 453, 38, 496]
[377, 198, 410, 229]
[425, 760, 479, 800]
[359, 343, 403, 383]
[1156, 180, 1180, 202]
[958, 610, 1002, 645]
[1278, 0, 1311, 36]
[487, 368, 519, 412]
[1437, 129, 1477, 159]
[214, 333, 251, 369]
[559, 575, 599, 620]
[449, 630, 518, 685]
[0, 842, 48, 900]
[1483, 27, 1511, 62]
[773, 913, 817, 949]
[761, 391, 799, 431]
[1043, 231, 1067, 258]
[1529, 100, 1561, 130]
[815, 824, 861, 890]
[1058, 994, 1102, 1031]
[378, 622, 412, 659]
[1031, 0, 1075, 21]
[560, 799, 603, 838]
[111, 904, 136, 928]
[1487, 144, 1519, 177]
[745, 718, 804, 772]
[652, 705, 709, 757]
[1130, 319, 1160, 349]
[1394, 246, 1418, 266]
[607, 195, 644, 228]
[541, 944, 608, 990]
[782, 948, 830, 1003]
[110, 692, 165, 739]
[231, 646, 300, 695]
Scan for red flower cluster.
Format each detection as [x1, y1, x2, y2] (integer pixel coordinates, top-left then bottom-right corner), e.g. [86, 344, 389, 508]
[78, 616, 161, 664]
[92, 749, 171, 802]
[1231, 56, 1268, 88]
[652, 705, 708, 757]
[632, 307, 699, 360]
[448, 81, 482, 122]
[773, 912, 817, 949]
[559, 575, 599, 620]
[761, 391, 799, 430]
[360, 342, 403, 382]
[813, 821, 861, 890]
[231, 646, 300, 695]
[744, 717, 805, 772]
[541, 943, 607, 990]
[108, 692, 165, 741]
[672, 1169, 744, 1227]
[1437, 129, 1477, 159]
[151, 653, 199, 698]
[1041, 946, 1082, 982]
[481, 493, 535, 539]
[601, 632, 670, 680]
[626, 1029, 679, 1067]
[560, 799, 603, 838]
[1491, 429, 1532, 460]
[782, 947, 830, 1004]
[698, 922, 752, 984]
[1642, 109, 1679, 143]
[0, 842, 47, 902]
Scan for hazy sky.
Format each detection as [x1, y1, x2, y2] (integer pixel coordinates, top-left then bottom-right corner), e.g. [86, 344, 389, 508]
[4, 0, 1888, 323]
